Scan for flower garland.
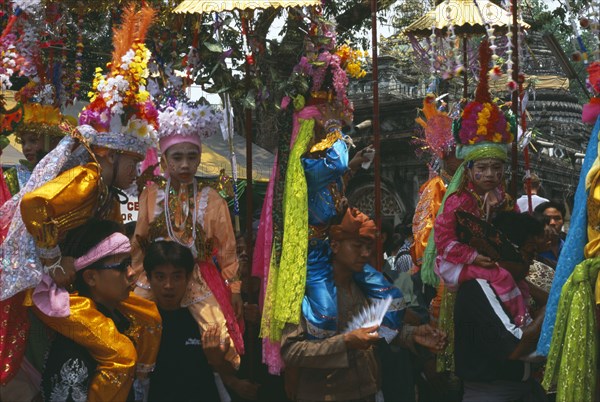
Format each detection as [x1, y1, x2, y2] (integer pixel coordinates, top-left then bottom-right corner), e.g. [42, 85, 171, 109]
[505, 0, 517, 92]
[429, 24, 437, 82]
[72, 13, 84, 101]
[0, 0, 40, 90]
[0, 35, 19, 90]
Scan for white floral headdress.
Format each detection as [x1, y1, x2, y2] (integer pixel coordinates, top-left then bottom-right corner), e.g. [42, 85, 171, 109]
[157, 101, 223, 150]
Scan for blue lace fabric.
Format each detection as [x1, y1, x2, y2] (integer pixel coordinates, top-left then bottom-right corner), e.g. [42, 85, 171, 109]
[537, 116, 600, 355]
[303, 139, 349, 227]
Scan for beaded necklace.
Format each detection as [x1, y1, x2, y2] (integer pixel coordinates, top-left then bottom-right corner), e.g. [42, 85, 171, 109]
[164, 177, 198, 256]
[440, 169, 453, 185]
[465, 186, 489, 221]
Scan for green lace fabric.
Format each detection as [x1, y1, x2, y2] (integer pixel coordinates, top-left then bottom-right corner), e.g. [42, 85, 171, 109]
[273, 110, 294, 267]
[261, 118, 314, 341]
[543, 257, 600, 402]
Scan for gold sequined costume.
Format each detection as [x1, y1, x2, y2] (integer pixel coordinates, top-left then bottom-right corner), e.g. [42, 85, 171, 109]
[20, 163, 161, 400]
[34, 295, 161, 402]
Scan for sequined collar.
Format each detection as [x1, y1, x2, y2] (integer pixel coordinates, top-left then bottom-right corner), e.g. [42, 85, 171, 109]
[310, 130, 343, 153]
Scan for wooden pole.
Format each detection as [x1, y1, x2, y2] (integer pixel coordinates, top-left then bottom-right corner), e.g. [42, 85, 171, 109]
[510, 0, 519, 199]
[245, 108, 253, 247]
[242, 15, 256, 381]
[371, 0, 382, 271]
[242, 16, 254, 256]
[463, 35, 468, 99]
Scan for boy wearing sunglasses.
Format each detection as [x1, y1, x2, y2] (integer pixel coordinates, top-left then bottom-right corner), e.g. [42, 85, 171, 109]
[41, 220, 160, 402]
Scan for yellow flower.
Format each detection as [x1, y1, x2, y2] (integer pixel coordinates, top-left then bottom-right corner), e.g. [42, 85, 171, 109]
[136, 91, 149, 103]
[493, 132, 502, 142]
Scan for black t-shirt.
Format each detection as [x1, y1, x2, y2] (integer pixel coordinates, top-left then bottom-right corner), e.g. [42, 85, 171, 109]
[149, 308, 220, 402]
[454, 279, 531, 383]
[42, 304, 132, 402]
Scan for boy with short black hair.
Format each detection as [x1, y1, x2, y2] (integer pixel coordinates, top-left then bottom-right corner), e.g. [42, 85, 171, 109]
[145, 241, 237, 402]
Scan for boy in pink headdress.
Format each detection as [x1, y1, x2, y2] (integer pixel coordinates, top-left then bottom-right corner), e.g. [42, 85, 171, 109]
[132, 101, 244, 370]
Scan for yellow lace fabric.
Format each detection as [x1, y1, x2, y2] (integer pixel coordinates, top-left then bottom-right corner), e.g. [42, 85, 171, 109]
[261, 118, 314, 341]
[436, 286, 456, 373]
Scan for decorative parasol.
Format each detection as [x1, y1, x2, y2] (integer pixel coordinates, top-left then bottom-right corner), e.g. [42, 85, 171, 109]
[404, 0, 528, 36]
[175, 0, 320, 13]
[404, 0, 529, 98]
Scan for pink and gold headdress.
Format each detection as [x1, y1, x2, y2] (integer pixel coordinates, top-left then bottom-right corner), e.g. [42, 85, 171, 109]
[453, 40, 515, 161]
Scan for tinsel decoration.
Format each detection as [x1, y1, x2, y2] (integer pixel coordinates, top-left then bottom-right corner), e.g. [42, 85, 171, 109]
[429, 24, 437, 83]
[504, 0, 517, 91]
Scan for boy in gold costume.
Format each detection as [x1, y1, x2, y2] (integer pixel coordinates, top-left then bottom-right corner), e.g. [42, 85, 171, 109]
[0, 5, 161, 401]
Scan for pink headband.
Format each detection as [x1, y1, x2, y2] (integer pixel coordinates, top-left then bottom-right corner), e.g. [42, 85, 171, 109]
[74, 232, 131, 272]
[159, 134, 202, 154]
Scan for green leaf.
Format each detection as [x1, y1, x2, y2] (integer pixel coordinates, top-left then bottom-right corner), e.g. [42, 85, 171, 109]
[241, 90, 257, 110]
[203, 86, 231, 94]
[204, 42, 223, 53]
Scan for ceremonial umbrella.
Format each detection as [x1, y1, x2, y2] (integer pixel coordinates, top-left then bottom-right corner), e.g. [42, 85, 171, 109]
[405, 0, 523, 35]
[175, 0, 320, 13]
[404, 0, 529, 98]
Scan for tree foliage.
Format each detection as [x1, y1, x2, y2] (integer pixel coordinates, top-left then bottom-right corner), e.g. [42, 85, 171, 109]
[4, 0, 399, 150]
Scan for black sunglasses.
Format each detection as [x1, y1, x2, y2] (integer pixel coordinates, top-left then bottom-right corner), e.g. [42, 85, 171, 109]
[95, 257, 132, 272]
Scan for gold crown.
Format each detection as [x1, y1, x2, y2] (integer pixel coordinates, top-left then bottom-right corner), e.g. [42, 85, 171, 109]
[23, 103, 61, 126]
[16, 103, 73, 137]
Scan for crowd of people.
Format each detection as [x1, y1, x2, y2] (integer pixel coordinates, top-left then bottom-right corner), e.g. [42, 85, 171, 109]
[0, 5, 590, 402]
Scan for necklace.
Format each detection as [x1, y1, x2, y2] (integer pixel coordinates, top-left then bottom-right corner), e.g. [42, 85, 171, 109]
[165, 178, 198, 255]
[440, 169, 453, 184]
[466, 187, 488, 221]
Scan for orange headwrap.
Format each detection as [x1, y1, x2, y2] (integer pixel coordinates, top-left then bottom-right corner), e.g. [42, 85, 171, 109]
[330, 208, 377, 241]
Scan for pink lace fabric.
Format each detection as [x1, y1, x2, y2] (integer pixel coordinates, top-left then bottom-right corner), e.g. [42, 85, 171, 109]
[200, 259, 245, 355]
[252, 158, 277, 309]
[0, 166, 10, 241]
[434, 191, 530, 326]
